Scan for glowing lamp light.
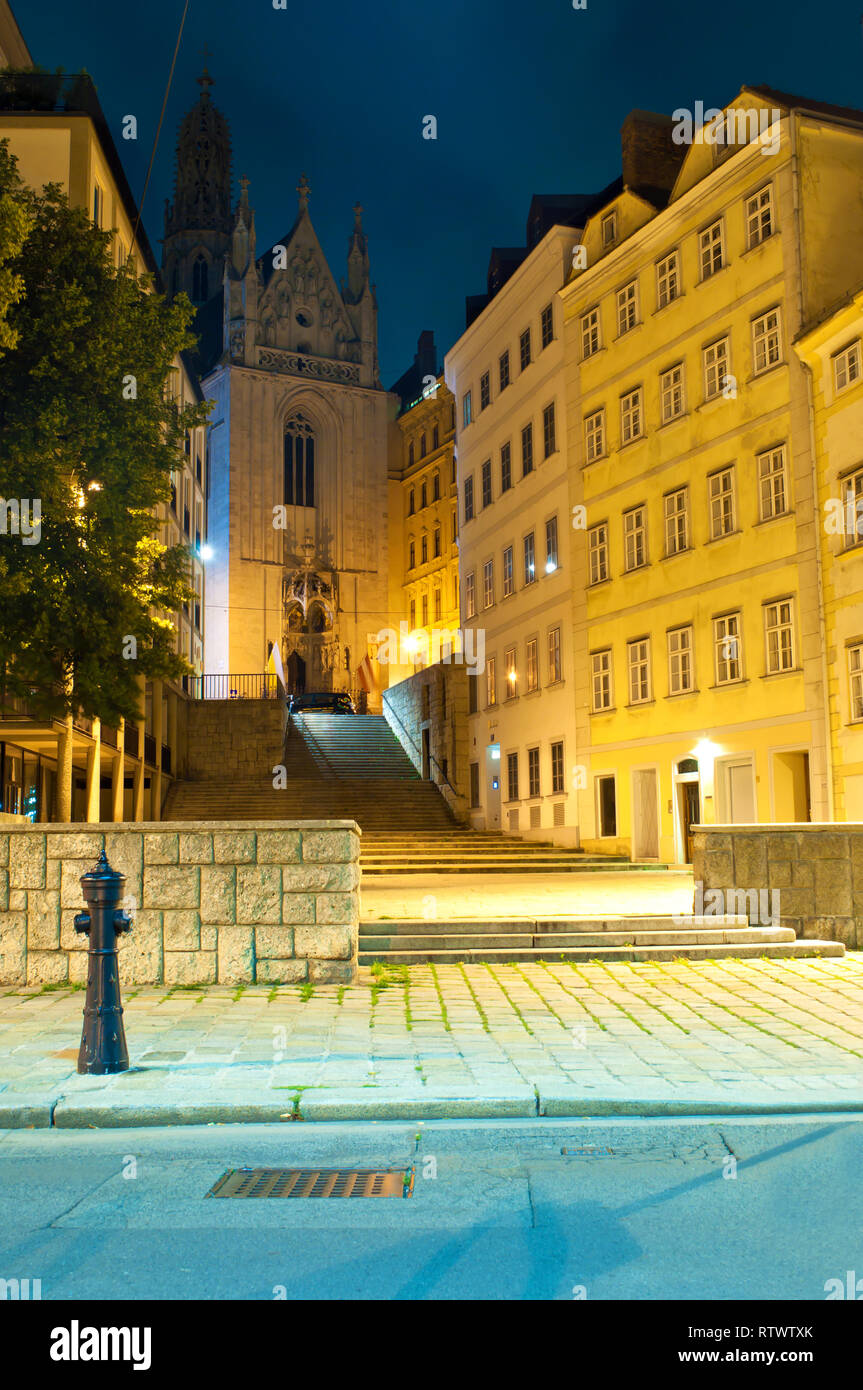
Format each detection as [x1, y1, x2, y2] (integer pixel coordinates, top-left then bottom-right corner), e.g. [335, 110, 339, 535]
[489, 747, 501, 761]
[694, 737, 720, 765]
[403, 632, 421, 654]
[507, 669, 517, 685]
[199, 544, 214, 561]
[545, 560, 557, 574]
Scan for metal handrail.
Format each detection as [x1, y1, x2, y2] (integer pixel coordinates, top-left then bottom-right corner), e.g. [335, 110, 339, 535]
[382, 699, 460, 800]
[189, 674, 285, 700]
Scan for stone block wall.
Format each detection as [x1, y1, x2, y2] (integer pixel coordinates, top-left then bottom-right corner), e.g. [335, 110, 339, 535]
[181, 699, 287, 781]
[0, 821, 360, 986]
[691, 823, 863, 949]
[383, 663, 469, 821]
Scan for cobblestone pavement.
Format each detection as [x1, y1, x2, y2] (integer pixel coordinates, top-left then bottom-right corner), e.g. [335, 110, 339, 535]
[1, 954, 862, 1125]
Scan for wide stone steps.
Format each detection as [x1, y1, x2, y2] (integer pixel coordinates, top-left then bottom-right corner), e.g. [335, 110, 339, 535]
[288, 714, 421, 780]
[357, 916, 845, 963]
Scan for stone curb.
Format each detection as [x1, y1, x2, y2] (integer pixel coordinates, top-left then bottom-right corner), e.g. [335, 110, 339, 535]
[2, 1087, 862, 1129]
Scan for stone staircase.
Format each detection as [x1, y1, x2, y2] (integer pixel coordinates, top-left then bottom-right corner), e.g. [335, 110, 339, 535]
[358, 916, 846, 964]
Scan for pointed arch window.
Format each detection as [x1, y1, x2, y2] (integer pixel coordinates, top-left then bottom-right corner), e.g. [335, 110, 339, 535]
[284, 413, 316, 507]
[192, 254, 208, 303]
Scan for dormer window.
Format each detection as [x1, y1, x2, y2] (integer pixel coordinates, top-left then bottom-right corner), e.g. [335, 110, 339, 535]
[601, 211, 617, 248]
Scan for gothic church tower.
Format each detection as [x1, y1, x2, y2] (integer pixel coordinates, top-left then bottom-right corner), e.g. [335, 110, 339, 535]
[166, 76, 392, 703]
[162, 67, 232, 305]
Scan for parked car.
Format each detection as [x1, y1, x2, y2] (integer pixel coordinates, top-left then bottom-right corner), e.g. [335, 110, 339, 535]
[288, 691, 356, 715]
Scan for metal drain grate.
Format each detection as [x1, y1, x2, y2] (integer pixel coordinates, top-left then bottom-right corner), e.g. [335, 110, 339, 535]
[205, 1167, 414, 1199]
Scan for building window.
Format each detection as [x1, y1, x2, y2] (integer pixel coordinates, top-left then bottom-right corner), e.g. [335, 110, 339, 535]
[523, 531, 536, 584]
[409, 598, 416, 628]
[758, 445, 788, 520]
[500, 441, 512, 493]
[408, 540, 416, 569]
[623, 505, 647, 570]
[452, 507, 458, 543]
[660, 362, 685, 422]
[93, 182, 105, 228]
[502, 545, 514, 597]
[542, 402, 556, 457]
[521, 422, 534, 476]
[420, 480, 428, 508]
[540, 303, 554, 349]
[617, 280, 639, 335]
[462, 391, 472, 427]
[433, 525, 441, 557]
[656, 250, 680, 309]
[507, 751, 519, 801]
[483, 558, 494, 609]
[192, 253, 208, 302]
[504, 645, 517, 698]
[408, 442, 415, 467]
[745, 185, 774, 248]
[407, 488, 415, 516]
[433, 471, 440, 500]
[765, 599, 795, 673]
[420, 433, 427, 458]
[421, 533, 428, 565]
[499, 350, 510, 392]
[714, 613, 742, 684]
[480, 371, 491, 411]
[620, 387, 643, 444]
[752, 308, 782, 374]
[601, 211, 617, 248]
[486, 657, 496, 707]
[849, 644, 863, 721]
[664, 487, 688, 555]
[545, 516, 559, 572]
[581, 307, 601, 358]
[588, 523, 609, 584]
[833, 341, 862, 393]
[470, 761, 480, 808]
[627, 638, 651, 704]
[668, 626, 694, 695]
[699, 219, 724, 279]
[585, 408, 605, 462]
[527, 746, 540, 799]
[481, 458, 492, 509]
[433, 424, 439, 450]
[550, 741, 564, 795]
[465, 572, 476, 619]
[520, 327, 532, 371]
[841, 467, 863, 545]
[548, 626, 562, 683]
[709, 466, 735, 538]
[283, 413, 315, 507]
[591, 650, 612, 711]
[434, 588, 442, 622]
[526, 637, 538, 692]
[464, 475, 474, 522]
[596, 775, 617, 835]
[421, 593, 429, 626]
[703, 336, 730, 401]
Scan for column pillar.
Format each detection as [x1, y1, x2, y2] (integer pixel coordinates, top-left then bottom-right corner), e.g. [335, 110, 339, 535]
[55, 715, 74, 823]
[151, 679, 164, 822]
[85, 716, 101, 823]
[111, 717, 125, 822]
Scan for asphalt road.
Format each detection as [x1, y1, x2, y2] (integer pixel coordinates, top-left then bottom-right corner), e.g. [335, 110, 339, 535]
[1, 1115, 861, 1300]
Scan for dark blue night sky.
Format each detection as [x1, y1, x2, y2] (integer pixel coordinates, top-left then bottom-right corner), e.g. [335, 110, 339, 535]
[12, 0, 863, 386]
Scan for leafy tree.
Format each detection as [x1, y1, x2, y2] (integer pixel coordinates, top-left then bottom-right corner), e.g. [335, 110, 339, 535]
[0, 139, 31, 351]
[0, 165, 208, 726]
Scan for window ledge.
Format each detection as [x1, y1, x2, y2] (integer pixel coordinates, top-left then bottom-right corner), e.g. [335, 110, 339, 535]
[590, 706, 617, 715]
[753, 510, 793, 528]
[760, 667, 803, 680]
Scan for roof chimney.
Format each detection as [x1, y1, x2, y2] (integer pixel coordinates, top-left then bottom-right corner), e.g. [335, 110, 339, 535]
[621, 110, 686, 200]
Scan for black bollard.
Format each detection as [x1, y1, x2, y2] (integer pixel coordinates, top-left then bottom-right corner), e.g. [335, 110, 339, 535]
[74, 850, 133, 1075]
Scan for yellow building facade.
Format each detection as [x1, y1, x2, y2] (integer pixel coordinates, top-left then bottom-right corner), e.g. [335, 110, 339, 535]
[0, 68, 206, 822]
[561, 89, 863, 862]
[796, 288, 863, 820]
[386, 370, 459, 686]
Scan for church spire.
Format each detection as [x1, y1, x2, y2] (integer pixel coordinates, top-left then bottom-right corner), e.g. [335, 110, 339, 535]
[297, 173, 311, 215]
[345, 200, 369, 303]
[162, 68, 233, 304]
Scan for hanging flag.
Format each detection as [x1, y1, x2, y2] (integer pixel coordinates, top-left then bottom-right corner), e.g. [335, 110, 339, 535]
[356, 654, 376, 694]
[266, 640, 286, 694]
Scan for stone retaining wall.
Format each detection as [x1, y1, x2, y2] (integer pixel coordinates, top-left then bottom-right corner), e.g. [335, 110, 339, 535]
[383, 663, 469, 822]
[0, 821, 360, 986]
[181, 699, 287, 781]
[691, 823, 863, 949]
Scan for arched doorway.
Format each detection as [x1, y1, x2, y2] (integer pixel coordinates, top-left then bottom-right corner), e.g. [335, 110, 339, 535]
[286, 650, 306, 695]
[674, 757, 701, 864]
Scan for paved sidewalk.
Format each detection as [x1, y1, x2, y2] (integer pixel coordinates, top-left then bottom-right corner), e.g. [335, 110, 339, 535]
[1, 955, 862, 1127]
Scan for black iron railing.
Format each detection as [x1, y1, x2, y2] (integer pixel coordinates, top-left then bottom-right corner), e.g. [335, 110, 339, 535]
[124, 724, 139, 758]
[143, 733, 157, 767]
[188, 674, 284, 700]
